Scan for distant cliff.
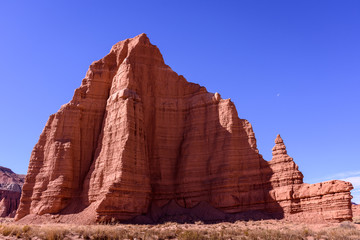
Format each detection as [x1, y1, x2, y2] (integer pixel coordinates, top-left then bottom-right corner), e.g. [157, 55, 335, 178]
[0, 166, 25, 217]
[353, 203, 360, 218]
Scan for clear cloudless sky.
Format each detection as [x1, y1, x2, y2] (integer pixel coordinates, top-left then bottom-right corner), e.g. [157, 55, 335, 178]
[0, 1, 359, 203]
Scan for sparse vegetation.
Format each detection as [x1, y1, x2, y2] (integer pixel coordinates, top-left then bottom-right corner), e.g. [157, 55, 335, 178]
[0, 219, 360, 240]
[353, 216, 360, 224]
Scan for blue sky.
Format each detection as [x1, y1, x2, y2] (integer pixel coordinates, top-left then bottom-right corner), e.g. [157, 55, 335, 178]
[0, 1, 359, 203]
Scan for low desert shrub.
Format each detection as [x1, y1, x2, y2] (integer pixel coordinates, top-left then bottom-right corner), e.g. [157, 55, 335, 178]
[340, 221, 356, 229]
[0, 224, 24, 237]
[22, 224, 31, 233]
[0, 225, 13, 236]
[43, 230, 63, 240]
[179, 230, 207, 240]
[40, 226, 68, 240]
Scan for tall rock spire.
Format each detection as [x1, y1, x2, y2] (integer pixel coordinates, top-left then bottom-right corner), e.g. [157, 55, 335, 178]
[268, 134, 353, 223]
[272, 134, 288, 158]
[268, 134, 304, 186]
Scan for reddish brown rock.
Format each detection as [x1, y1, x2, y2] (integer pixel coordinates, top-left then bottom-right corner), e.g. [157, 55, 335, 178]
[0, 166, 25, 217]
[353, 204, 360, 217]
[15, 34, 354, 223]
[266, 135, 353, 222]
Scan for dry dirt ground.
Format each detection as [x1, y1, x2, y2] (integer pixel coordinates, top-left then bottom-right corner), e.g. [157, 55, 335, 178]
[0, 217, 360, 240]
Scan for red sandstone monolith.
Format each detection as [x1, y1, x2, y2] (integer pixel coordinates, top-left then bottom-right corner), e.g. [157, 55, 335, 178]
[15, 34, 354, 223]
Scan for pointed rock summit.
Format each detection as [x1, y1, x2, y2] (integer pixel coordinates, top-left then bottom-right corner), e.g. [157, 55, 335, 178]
[272, 134, 287, 157]
[274, 134, 284, 145]
[15, 34, 354, 223]
[268, 134, 304, 186]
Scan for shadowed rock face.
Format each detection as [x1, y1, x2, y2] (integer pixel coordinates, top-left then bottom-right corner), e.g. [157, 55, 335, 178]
[15, 34, 354, 223]
[0, 166, 25, 217]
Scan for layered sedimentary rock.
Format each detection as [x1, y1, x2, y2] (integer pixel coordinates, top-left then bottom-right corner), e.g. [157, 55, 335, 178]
[0, 166, 25, 217]
[353, 204, 360, 217]
[15, 34, 354, 223]
[266, 135, 353, 222]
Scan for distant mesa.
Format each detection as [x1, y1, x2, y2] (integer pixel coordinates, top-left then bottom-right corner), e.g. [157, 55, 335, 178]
[15, 34, 354, 224]
[353, 204, 360, 218]
[0, 166, 25, 217]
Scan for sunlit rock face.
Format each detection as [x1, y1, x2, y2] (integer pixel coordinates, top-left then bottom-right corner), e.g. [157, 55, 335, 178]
[266, 135, 353, 222]
[352, 204, 360, 217]
[0, 166, 25, 217]
[15, 34, 353, 223]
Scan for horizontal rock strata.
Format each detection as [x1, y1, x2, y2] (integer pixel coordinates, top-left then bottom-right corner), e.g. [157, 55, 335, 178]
[266, 135, 353, 222]
[0, 166, 25, 217]
[353, 204, 360, 217]
[15, 34, 354, 223]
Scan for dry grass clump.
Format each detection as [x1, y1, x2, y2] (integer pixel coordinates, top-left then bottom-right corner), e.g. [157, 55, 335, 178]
[0, 224, 26, 238]
[0, 219, 359, 239]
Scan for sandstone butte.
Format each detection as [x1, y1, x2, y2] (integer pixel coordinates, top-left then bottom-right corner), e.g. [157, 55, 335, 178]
[15, 34, 354, 224]
[0, 166, 25, 217]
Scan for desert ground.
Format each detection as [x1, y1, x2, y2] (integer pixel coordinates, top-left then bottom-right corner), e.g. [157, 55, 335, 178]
[0, 217, 360, 240]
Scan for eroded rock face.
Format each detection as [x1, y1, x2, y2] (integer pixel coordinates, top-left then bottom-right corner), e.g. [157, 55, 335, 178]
[353, 204, 360, 217]
[266, 135, 353, 222]
[15, 34, 354, 223]
[0, 166, 25, 217]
